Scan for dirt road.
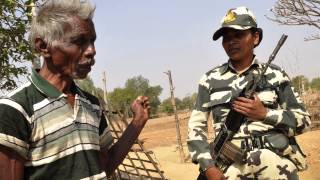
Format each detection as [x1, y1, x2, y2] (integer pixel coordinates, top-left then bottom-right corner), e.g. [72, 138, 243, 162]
[140, 113, 320, 180]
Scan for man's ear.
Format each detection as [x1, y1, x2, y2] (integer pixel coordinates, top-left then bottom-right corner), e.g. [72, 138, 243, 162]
[35, 37, 51, 58]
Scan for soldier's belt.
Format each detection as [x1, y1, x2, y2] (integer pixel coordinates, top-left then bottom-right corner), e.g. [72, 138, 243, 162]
[236, 133, 289, 152]
[218, 133, 290, 165]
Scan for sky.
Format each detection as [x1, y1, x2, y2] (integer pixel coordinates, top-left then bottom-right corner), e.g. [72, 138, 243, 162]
[81, 0, 319, 100]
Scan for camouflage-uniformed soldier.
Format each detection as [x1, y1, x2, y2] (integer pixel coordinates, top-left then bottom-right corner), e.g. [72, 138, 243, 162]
[187, 6, 311, 180]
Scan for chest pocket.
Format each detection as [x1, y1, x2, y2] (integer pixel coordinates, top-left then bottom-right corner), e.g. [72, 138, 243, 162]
[203, 89, 233, 108]
[256, 89, 278, 107]
[77, 100, 101, 128]
[204, 89, 233, 124]
[255, 75, 279, 107]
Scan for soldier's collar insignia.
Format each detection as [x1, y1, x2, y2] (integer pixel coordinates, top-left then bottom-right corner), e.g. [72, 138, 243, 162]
[223, 10, 236, 23]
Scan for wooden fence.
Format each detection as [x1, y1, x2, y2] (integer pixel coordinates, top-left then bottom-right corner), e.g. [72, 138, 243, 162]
[106, 112, 167, 180]
[305, 105, 320, 130]
[301, 91, 320, 129]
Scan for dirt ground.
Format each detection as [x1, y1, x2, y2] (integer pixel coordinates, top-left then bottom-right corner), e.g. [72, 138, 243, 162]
[139, 112, 320, 180]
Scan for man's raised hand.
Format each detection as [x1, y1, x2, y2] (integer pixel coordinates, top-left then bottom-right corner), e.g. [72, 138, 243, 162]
[131, 96, 151, 123]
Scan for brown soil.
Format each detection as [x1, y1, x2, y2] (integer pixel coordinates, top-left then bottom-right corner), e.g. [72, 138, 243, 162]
[139, 112, 320, 180]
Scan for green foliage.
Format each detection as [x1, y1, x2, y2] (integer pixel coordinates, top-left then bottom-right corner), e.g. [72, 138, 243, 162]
[291, 75, 309, 94]
[0, 0, 36, 91]
[180, 93, 197, 110]
[159, 98, 172, 114]
[159, 93, 197, 114]
[76, 76, 94, 93]
[159, 97, 182, 114]
[108, 75, 163, 116]
[108, 87, 132, 111]
[310, 77, 320, 91]
[75, 76, 105, 106]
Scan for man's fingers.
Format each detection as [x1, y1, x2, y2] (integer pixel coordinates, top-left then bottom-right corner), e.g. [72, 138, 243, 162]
[253, 93, 260, 100]
[236, 97, 252, 103]
[233, 103, 249, 115]
[137, 96, 143, 101]
[137, 96, 145, 102]
[143, 101, 150, 109]
[233, 99, 254, 109]
[135, 96, 150, 108]
[233, 94, 267, 120]
[136, 96, 146, 102]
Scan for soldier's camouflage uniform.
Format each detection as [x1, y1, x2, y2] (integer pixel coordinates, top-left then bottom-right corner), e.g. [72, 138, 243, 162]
[187, 58, 311, 179]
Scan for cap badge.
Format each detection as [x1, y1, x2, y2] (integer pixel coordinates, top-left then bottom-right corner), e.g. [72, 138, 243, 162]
[223, 10, 236, 23]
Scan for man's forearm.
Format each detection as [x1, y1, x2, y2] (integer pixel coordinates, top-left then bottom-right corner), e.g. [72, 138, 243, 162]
[0, 146, 24, 180]
[101, 118, 147, 174]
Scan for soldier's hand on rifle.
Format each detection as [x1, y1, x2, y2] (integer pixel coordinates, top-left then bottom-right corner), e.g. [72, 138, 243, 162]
[232, 94, 267, 121]
[131, 96, 151, 124]
[205, 166, 226, 180]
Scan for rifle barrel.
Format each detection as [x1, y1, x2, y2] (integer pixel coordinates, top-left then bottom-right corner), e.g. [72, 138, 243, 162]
[268, 34, 288, 64]
[245, 34, 288, 98]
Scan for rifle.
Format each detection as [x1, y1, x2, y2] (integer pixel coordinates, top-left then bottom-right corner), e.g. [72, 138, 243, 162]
[211, 34, 288, 166]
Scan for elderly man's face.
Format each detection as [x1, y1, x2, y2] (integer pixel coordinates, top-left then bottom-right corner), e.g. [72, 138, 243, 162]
[49, 17, 96, 79]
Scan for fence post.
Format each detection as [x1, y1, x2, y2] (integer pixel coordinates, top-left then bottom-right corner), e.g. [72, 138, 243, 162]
[164, 70, 185, 163]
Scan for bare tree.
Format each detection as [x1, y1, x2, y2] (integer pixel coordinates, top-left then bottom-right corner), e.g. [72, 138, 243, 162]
[267, 0, 320, 41]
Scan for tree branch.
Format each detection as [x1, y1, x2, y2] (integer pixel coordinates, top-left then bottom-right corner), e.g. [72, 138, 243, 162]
[266, 0, 320, 41]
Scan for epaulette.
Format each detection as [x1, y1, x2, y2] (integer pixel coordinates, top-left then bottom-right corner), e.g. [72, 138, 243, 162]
[205, 62, 228, 76]
[267, 63, 291, 80]
[268, 63, 282, 71]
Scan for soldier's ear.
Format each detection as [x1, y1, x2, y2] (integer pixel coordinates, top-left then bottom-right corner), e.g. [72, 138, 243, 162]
[35, 37, 51, 58]
[253, 31, 260, 46]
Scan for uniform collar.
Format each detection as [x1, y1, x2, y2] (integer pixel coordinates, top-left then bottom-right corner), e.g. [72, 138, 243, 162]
[221, 56, 261, 75]
[28, 69, 81, 98]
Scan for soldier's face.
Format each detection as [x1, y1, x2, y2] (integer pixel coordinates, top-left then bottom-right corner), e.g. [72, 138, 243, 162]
[222, 28, 259, 62]
[48, 17, 96, 79]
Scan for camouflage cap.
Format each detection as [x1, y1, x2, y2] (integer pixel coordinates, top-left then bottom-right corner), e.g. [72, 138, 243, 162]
[212, 6, 263, 42]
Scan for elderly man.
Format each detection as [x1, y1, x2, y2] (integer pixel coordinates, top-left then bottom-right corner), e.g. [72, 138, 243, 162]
[0, 0, 150, 179]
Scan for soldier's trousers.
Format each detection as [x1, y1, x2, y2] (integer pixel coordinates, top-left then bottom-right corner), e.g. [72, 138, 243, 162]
[224, 148, 298, 180]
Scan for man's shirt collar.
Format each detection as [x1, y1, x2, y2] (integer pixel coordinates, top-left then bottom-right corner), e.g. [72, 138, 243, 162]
[28, 69, 82, 98]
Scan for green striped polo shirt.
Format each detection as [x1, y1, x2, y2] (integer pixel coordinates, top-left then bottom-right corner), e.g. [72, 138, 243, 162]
[0, 69, 113, 180]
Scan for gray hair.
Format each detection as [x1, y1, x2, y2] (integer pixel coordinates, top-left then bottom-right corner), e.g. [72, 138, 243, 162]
[29, 0, 95, 51]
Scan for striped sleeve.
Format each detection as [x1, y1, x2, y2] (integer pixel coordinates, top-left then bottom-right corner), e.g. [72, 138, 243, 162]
[264, 80, 311, 136]
[0, 98, 31, 158]
[99, 112, 113, 150]
[263, 69, 311, 136]
[187, 74, 215, 171]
